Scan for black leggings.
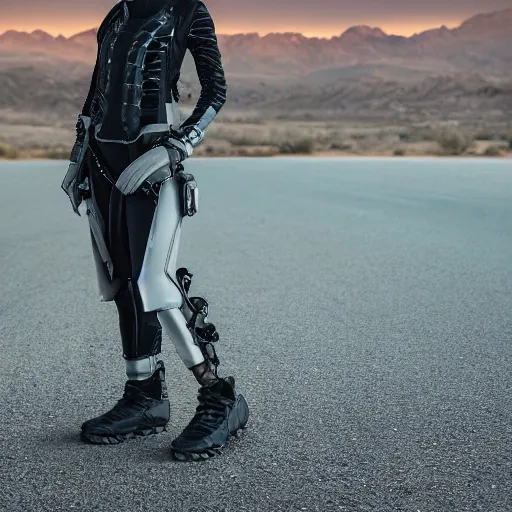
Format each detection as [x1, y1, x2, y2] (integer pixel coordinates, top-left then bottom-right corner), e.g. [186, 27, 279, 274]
[88, 140, 162, 360]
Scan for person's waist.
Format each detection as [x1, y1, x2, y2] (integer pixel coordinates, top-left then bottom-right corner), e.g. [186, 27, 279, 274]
[94, 122, 170, 146]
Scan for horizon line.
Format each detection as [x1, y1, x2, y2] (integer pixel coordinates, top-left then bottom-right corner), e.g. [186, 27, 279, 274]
[1, 7, 509, 41]
[0, 23, 459, 41]
[0, 6, 509, 41]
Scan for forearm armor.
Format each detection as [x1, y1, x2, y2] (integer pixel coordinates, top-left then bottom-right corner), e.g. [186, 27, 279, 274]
[180, 2, 228, 148]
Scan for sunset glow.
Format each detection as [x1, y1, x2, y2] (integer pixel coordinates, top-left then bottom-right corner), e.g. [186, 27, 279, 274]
[0, 20, 463, 39]
[1, 0, 509, 39]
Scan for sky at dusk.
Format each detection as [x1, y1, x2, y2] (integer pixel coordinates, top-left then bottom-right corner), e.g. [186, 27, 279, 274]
[2, 0, 512, 38]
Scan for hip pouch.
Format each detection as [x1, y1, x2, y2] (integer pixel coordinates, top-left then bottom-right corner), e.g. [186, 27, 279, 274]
[175, 169, 199, 217]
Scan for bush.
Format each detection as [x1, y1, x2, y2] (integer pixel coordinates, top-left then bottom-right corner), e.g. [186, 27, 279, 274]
[393, 148, 406, 156]
[436, 128, 473, 155]
[236, 146, 280, 157]
[45, 149, 71, 160]
[483, 146, 502, 157]
[474, 131, 498, 141]
[223, 135, 264, 147]
[0, 144, 20, 159]
[278, 137, 314, 155]
[330, 142, 353, 151]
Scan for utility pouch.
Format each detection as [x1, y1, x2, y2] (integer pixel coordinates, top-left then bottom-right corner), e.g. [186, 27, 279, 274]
[175, 169, 199, 217]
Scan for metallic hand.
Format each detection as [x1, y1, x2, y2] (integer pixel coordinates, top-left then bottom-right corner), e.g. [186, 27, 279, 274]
[163, 130, 194, 166]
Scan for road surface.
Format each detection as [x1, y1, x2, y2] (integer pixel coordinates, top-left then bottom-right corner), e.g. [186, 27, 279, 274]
[0, 157, 511, 512]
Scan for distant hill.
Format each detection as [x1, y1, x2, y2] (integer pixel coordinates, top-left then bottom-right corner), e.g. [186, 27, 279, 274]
[1, 8, 511, 76]
[0, 9, 511, 124]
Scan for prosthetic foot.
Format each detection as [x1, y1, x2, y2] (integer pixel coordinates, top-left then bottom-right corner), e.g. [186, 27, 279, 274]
[81, 361, 170, 445]
[170, 376, 249, 461]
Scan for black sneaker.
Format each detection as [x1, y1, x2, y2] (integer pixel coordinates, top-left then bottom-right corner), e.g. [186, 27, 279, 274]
[80, 361, 170, 445]
[170, 376, 249, 461]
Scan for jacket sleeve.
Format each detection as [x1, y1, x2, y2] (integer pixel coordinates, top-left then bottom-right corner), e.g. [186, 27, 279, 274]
[81, 3, 123, 117]
[180, 1, 227, 137]
[81, 57, 99, 117]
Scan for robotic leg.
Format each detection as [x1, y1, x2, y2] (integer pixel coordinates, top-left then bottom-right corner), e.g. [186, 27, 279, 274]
[124, 151, 249, 461]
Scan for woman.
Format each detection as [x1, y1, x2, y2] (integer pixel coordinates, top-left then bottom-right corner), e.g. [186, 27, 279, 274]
[62, 0, 249, 461]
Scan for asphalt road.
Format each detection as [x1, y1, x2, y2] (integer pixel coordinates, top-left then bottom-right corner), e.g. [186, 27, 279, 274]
[0, 157, 511, 512]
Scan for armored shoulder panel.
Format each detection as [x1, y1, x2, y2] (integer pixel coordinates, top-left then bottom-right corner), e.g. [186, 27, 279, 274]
[97, 2, 126, 43]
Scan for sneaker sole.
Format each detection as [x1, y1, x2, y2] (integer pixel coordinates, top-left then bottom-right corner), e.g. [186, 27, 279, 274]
[171, 427, 247, 462]
[171, 394, 250, 462]
[80, 425, 167, 445]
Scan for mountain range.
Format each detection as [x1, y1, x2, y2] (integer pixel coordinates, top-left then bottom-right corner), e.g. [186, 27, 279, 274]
[1, 8, 511, 76]
[0, 8, 511, 124]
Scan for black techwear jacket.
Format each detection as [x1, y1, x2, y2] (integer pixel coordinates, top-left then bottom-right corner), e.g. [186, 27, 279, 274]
[81, 0, 227, 143]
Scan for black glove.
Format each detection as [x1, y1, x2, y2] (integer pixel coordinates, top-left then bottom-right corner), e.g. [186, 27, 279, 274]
[69, 115, 91, 163]
[75, 116, 89, 144]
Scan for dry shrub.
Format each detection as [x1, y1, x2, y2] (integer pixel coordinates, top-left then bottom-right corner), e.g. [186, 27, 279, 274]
[310, 127, 348, 148]
[196, 139, 233, 157]
[393, 148, 406, 156]
[210, 122, 315, 155]
[0, 143, 20, 159]
[401, 124, 454, 143]
[223, 135, 264, 147]
[278, 137, 314, 155]
[236, 146, 280, 157]
[330, 141, 354, 151]
[483, 146, 502, 157]
[472, 121, 512, 143]
[356, 134, 383, 153]
[436, 128, 473, 155]
[45, 148, 71, 160]
[474, 129, 498, 141]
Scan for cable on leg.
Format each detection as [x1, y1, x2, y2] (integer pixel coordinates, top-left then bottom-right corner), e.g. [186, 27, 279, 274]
[175, 267, 220, 377]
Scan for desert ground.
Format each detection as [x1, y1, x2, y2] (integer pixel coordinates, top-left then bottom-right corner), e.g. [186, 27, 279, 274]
[1, 8, 511, 160]
[0, 115, 511, 161]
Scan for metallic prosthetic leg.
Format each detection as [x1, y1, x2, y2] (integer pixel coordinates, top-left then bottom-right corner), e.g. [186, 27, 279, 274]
[133, 169, 248, 462]
[86, 143, 220, 374]
[132, 172, 219, 372]
[174, 268, 220, 374]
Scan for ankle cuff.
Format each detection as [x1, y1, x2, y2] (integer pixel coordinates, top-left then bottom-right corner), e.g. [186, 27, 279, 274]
[126, 355, 161, 381]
